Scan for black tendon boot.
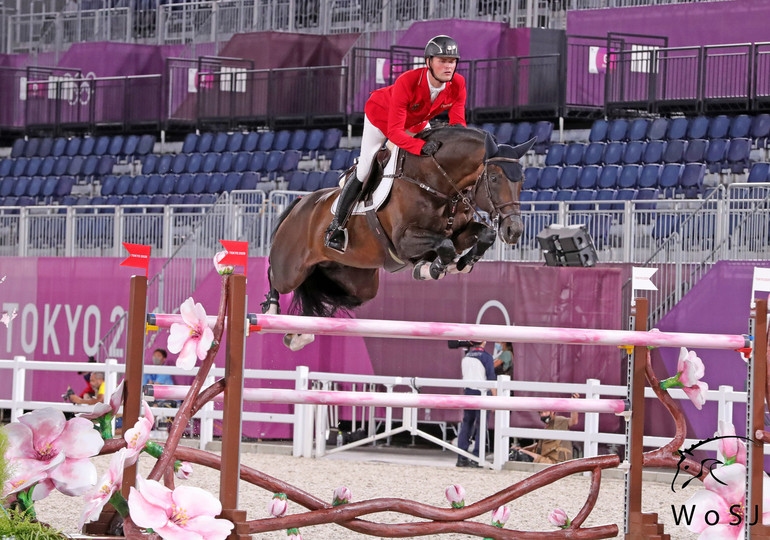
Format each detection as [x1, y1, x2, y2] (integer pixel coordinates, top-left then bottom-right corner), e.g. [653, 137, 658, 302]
[324, 178, 364, 253]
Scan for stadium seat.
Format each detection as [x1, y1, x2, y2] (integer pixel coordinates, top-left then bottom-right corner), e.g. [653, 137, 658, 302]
[544, 144, 565, 166]
[705, 139, 728, 172]
[114, 175, 132, 196]
[242, 132, 259, 152]
[534, 189, 558, 211]
[222, 173, 241, 193]
[82, 156, 99, 177]
[577, 165, 600, 190]
[26, 177, 42, 197]
[211, 132, 228, 153]
[683, 139, 708, 163]
[129, 175, 147, 195]
[305, 129, 324, 152]
[54, 157, 70, 177]
[322, 128, 343, 151]
[680, 163, 705, 190]
[588, 119, 608, 142]
[10, 139, 25, 158]
[280, 150, 302, 172]
[190, 173, 208, 194]
[495, 122, 514, 145]
[662, 139, 686, 163]
[347, 148, 360, 168]
[232, 152, 250, 173]
[617, 165, 641, 188]
[523, 167, 539, 190]
[603, 142, 625, 165]
[38, 137, 54, 157]
[519, 189, 535, 211]
[41, 177, 58, 198]
[642, 140, 665, 163]
[750, 114, 770, 141]
[273, 130, 292, 151]
[533, 121, 553, 154]
[627, 118, 650, 141]
[150, 195, 168, 208]
[729, 115, 752, 139]
[159, 175, 176, 194]
[11, 158, 27, 177]
[582, 142, 605, 166]
[563, 143, 585, 166]
[216, 152, 235, 173]
[512, 122, 533, 145]
[200, 153, 218, 173]
[176, 174, 193, 194]
[748, 162, 770, 183]
[638, 164, 662, 188]
[687, 116, 709, 139]
[622, 141, 645, 164]
[249, 151, 266, 172]
[137, 134, 155, 155]
[304, 171, 323, 191]
[208, 173, 225, 193]
[726, 138, 751, 172]
[555, 189, 576, 202]
[185, 153, 203, 174]
[97, 156, 116, 176]
[597, 165, 620, 189]
[0, 178, 16, 197]
[572, 189, 597, 210]
[538, 166, 560, 190]
[331, 149, 351, 170]
[93, 136, 110, 156]
[67, 156, 85, 176]
[647, 118, 669, 141]
[264, 151, 283, 173]
[24, 138, 40, 158]
[197, 132, 214, 153]
[240, 171, 260, 190]
[182, 133, 199, 154]
[56, 176, 75, 197]
[13, 177, 29, 197]
[26, 157, 42, 177]
[39, 156, 56, 176]
[145, 174, 162, 195]
[635, 188, 659, 210]
[480, 123, 496, 137]
[227, 132, 244, 153]
[707, 115, 730, 139]
[0, 159, 11, 177]
[666, 117, 688, 140]
[288, 130, 307, 151]
[257, 131, 275, 152]
[123, 135, 139, 156]
[108, 136, 125, 156]
[171, 153, 188, 174]
[322, 171, 341, 189]
[607, 119, 628, 141]
[166, 194, 183, 206]
[659, 164, 683, 191]
[612, 188, 636, 211]
[558, 166, 579, 190]
[51, 137, 68, 157]
[200, 194, 217, 205]
[287, 171, 307, 191]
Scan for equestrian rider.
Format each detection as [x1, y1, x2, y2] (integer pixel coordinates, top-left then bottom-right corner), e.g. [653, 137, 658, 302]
[324, 35, 468, 253]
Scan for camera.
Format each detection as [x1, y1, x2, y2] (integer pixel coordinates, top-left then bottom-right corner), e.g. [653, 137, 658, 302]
[448, 340, 475, 349]
[61, 387, 75, 402]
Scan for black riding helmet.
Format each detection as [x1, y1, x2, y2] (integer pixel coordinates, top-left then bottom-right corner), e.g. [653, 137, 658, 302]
[424, 35, 460, 60]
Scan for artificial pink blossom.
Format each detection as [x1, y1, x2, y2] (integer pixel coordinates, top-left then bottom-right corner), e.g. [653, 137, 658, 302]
[683, 381, 709, 410]
[167, 298, 215, 370]
[213, 251, 234, 275]
[2, 407, 103, 498]
[175, 462, 193, 480]
[445, 484, 466, 509]
[79, 448, 127, 529]
[548, 508, 570, 528]
[127, 475, 234, 540]
[677, 348, 705, 387]
[268, 493, 288, 518]
[81, 380, 124, 420]
[491, 505, 511, 528]
[1, 307, 17, 328]
[716, 421, 747, 466]
[683, 463, 770, 538]
[124, 401, 154, 466]
[287, 532, 302, 540]
[332, 486, 351, 506]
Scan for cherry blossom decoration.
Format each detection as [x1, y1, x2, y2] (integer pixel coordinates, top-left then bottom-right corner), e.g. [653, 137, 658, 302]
[167, 297, 215, 370]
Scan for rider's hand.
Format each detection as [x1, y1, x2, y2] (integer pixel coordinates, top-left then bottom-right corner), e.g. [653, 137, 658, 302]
[420, 141, 442, 156]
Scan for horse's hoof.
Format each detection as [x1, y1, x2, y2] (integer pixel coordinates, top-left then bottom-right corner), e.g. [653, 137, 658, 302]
[412, 261, 432, 281]
[283, 334, 294, 348]
[429, 260, 447, 280]
[289, 333, 315, 351]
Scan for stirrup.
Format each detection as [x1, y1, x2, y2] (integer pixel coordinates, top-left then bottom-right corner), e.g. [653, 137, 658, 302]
[325, 227, 349, 253]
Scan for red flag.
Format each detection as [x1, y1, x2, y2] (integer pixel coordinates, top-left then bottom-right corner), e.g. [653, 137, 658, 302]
[218, 240, 248, 276]
[120, 243, 151, 277]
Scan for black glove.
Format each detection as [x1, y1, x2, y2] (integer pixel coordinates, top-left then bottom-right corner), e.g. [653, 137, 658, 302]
[421, 140, 442, 156]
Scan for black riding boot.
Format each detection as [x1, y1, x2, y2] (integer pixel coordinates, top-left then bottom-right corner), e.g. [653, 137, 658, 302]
[324, 178, 363, 253]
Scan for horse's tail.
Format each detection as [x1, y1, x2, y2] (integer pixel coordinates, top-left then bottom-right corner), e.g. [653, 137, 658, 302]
[270, 197, 302, 243]
[291, 266, 363, 318]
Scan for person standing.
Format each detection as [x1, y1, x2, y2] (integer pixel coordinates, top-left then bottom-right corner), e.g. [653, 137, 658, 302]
[493, 342, 514, 377]
[456, 341, 496, 468]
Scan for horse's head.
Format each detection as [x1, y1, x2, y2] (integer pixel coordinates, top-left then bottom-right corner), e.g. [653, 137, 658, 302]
[474, 135, 537, 245]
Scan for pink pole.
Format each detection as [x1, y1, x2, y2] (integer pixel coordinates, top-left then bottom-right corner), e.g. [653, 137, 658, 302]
[147, 385, 627, 414]
[147, 313, 749, 350]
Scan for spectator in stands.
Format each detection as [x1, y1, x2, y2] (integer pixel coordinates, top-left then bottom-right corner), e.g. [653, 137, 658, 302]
[324, 35, 467, 253]
[509, 393, 580, 464]
[456, 340, 496, 468]
[67, 371, 105, 406]
[142, 348, 173, 387]
[493, 341, 514, 377]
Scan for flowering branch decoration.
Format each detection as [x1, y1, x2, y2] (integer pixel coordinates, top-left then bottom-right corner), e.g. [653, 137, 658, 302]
[213, 251, 234, 275]
[167, 297, 215, 370]
[79, 448, 129, 530]
[80, 380, 124, 439]
[445, 484, 466, 509]
[715, 421, 747, 467]
[269, 493, 288, 518]
[548, 508, 571, 529]
[332, 486, 351, 506]
[660, 347, 709, 410]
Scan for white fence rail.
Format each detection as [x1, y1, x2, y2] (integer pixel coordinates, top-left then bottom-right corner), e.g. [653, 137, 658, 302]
[1, 356, 760, 471]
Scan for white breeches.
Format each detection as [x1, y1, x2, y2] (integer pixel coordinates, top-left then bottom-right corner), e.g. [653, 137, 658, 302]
[355, 115, 388, 183]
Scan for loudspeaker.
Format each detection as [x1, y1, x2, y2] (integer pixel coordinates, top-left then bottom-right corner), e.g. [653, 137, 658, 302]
[536, 224, 598, 267]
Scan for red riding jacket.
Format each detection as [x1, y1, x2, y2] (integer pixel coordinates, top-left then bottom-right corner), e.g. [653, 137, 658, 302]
[364, 67, 467, 155]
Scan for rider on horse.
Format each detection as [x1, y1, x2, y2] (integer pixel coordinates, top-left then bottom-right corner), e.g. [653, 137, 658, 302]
[324, 35, 468, 253]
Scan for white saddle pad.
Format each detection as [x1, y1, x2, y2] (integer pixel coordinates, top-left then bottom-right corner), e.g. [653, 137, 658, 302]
[330, 147, 398, 216]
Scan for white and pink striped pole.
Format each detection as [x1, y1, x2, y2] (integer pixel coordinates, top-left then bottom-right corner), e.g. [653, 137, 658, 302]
[147, 313, 750, 351]
[145, 385, 628, 414]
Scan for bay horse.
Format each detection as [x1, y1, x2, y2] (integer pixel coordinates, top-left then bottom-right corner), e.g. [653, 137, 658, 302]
[265, 126, 535, 350]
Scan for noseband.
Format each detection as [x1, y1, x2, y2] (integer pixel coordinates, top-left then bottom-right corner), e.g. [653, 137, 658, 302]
[474, 156, 523, 225]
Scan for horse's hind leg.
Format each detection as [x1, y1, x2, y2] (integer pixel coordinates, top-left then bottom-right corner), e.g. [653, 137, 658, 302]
[261, 268, 281, 315]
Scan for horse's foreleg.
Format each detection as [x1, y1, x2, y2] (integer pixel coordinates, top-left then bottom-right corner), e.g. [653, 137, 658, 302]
[261, 269, 281, 315]
[455, 225, 496, 273]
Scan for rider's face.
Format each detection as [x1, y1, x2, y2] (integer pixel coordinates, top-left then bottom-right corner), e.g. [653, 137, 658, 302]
[427, 57, 457, 84]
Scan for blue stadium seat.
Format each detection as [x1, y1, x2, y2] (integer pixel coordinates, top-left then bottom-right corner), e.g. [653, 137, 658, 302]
[26, 177, 42, 197]
[750, 114, 770, 141]
[330, 149, 351, 170]
[0, 159, 11, 177]
[687, 116, 709, 139]
[227, 132, 244, 153]
[558, 166, 579, 190]
[129, 175, 147, 195]
[171, 153, 187, 174]
[180, 194, 201, 210]
[577, 165, 600, 190]
[93, 136, 110, 156]
[512, 122, 533, 145]
[97, 156, 115, 176]
[607, 119, 628, 141]
[322, 171, 341, 189]
[288, 130, 307, 151]
[708, 115, 730, 139]
[680, 163, 705, 190]
[185, 153, 203, 174]
[495, 123, 514, 145]
[544, 144, 565, 166]
[136, 195, 152, 207]
[39, 156, 56, 176]
[618, 165, 641, 188]
[322, 128, 343, 151]
[638, 164, 662, 188]
[347, 148, 360, 168]
[38, 137, 54, 157]
[662, 139, 686, 163]
[612, 188, 636, 211]
[556, 189, 576, 202]
[603, 142, 625, 165]
[534, 189, 558, 211]
[726, 138, 751, 172]
[563, 143, 584, 166]
[68, 156, 85, 176]
[588, 119, 608, 142]
[635, 188, 659, 210]
[666, 117, 688, 140]
[242, 132, 259, 152]
[304, 129, 323, 153]
[748, 162, 770, 183]
[211, 132, 228, 153]
[10, 139, 25, 158]
[659, 164, 682, 191]
[597, 165, 620, 189]
[249, 151, 266, 172]
[122, 135, 139, 156]
[273, 130, 291, 151]
[623, 141, 645, 164]
[56, 177, 75, 197]
[647, 118, 669, 141]
[241, 172, 260, 190]
[54, 157, 70, 177]
[0, 178, 16, 197]
[108, 136, 125, 156]
[176, 173, 194, 194]
[13, 177, 30, 197]
[15, 196, 33, 207]
[523, 168, 539, 190]
[60, 195, 77, 206]
[200, 153, 218, 173]
[145, 174, 162, 195]
[200, 194, 217, 205]
[628, 119, 650, 141]
[216, 152, 235, 173]
[24, 138, 40, 158]
[159, 175, 176, 194]
[182, 133, 199, 154]
[705, 138, 728, 172]
[582, 142, 604, 166]
[82, 155, 99, 176]
[114, 175, 132, 196]
[166, 194, 184, 206]
[190, 173, 208, 194]
[264, 151, 283, 173]
[137, 134, 155, 155]
[208, 173, 225, 193]
[156, 154, 173, 174]
[729, 115, 752, 139]
[52, 137, 68, 157]
[232, 152, 250, 173]
[41, 177, 57, 198]
[533, 121, 553, 154]
[480, 123, 496, 137]
[280, 150, 301, 172]
[12, 158, 28, 177]
[287, 171, 308, 191]
[538, 166, 560, 190]
[150, 195, 168, 208]
[197, 132, 213, 153]
[642, 140, 665, 163]
[304, 171, 323, 191]
[572, 189, 597, 211]
[257, 131, 275, 152]
[683, 139, 708, 162]
[26, 157, 42, 177]
[519, 190, 535, 211]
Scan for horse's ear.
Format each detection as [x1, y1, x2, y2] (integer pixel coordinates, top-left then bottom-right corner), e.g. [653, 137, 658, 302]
[484, 132, 499, 158]
[509, 137, 537, 159]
